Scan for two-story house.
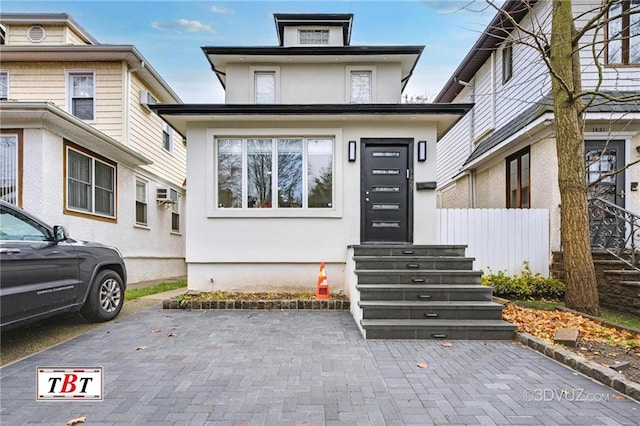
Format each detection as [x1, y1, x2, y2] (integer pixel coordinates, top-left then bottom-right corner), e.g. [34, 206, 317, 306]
[435, 0, 639, 261]
[152, 13, 473, 293]
[0, 13, 188, 283]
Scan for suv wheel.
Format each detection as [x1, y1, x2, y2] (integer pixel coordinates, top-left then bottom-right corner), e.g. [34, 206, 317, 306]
[81, 270, 124, 322]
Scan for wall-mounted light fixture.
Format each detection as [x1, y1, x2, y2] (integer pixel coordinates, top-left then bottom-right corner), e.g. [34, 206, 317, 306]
[418, 141, 427, 162]
[348, 140, 357, 162]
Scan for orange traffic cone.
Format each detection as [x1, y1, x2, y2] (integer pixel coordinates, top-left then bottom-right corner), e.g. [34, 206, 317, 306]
[316, 262, 330, 300]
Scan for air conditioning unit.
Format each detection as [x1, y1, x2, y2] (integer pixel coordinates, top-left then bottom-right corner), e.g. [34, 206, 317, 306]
[156, 187, 178, 204]
[140, 90, 158, 111]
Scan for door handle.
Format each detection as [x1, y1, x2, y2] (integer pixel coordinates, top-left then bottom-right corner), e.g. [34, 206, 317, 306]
[0, 248, 21, 254]
[620, 190, 625, 199]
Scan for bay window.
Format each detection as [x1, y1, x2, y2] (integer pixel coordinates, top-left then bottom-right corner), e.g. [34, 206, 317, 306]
[216, 137, 333, 210]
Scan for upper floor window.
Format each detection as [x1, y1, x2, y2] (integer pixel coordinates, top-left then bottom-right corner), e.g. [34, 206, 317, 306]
[299, 29, 329, 45]
[216, 137, 333, 210]
[502, 41, 513, 83]
[606, 0, 640, 65]
[135, 179, 147, 226]
[162, 122, 173, 152]
[255, 71, 276, 104]
[66, 144, 116, 219]
[0, 25, 5, 45]
[506, 147, 530, 208]
[0, 134, 19, 205]
[0, 71, 8, 100]
[350, 71, 371, 104]
[68, 72, 95, 121]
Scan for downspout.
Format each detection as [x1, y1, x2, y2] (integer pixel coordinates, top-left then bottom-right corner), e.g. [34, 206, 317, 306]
[124, 64, 131, 146]
[490, 51, 496, 129]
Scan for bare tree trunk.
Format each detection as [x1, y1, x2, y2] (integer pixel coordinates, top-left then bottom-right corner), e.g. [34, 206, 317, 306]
[551, 0, 600, 316]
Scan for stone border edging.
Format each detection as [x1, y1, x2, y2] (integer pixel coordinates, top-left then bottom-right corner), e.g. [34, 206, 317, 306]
[162, 299, 350, 310]
[515, 332, 640, 402]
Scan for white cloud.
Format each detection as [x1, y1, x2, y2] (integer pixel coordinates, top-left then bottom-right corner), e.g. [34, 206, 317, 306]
[210, 5, 234, 15]
[151, 19, 215, 33]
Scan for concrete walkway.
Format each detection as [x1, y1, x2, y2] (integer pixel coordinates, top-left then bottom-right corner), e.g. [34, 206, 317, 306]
[0, 306, 638, 425]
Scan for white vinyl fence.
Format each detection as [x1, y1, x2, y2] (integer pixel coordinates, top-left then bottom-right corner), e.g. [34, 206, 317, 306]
[437, 209, 550, 276]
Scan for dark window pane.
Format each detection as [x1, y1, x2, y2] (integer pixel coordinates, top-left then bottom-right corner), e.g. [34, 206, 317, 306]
[72, 98, 94, 120]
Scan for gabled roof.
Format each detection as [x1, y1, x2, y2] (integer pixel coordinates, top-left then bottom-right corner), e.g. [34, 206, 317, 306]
[273, 13, 353, 46]
[434, 0, 538, 103]
[0, 12, 98, 45]
[465, 91, 640, 166]
[202, 45, 424, 93]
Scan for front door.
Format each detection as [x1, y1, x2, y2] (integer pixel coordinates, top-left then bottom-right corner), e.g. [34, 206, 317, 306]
[585, 140, 625, 206]
[361, 139, 412, 243]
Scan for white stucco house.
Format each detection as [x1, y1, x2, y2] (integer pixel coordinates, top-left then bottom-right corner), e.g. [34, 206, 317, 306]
[152, 13, 473, 293]
[0, 13, 187, 283]
[435, 0, 639, 255]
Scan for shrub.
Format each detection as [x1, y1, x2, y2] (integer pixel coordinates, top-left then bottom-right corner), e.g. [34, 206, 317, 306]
[482, 262, 565, 300]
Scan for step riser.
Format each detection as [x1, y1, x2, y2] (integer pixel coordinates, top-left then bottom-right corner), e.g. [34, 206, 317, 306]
[365, 327, 514, 340]
[353, 247, 467, 257]
[361, 308, 503, 320]
[358, 288, 493, 302]
[355, 260, 474, 271]
[357, 274, 482, 285]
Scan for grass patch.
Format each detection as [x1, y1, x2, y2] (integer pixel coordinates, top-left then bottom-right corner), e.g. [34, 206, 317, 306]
[514, 299, 564, 311]
[125, 280, 187, 301]
[601, 309, 640, 331]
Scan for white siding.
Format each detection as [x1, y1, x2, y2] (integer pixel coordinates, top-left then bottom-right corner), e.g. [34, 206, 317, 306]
[436, 109, 471, 188]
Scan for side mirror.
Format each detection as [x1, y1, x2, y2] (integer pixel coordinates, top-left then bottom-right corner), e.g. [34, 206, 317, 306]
[53, 225, 69, 242]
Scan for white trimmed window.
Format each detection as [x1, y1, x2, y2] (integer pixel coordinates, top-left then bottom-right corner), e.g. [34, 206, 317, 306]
[0, 71, 8, 100]
[502, 41, 513, 83]
[606, 0, 640, 65]
[66, 145, 115, 218]
[299, 29, 329, 45]
[0, 134, 18, 204]
[68, 71, 95, 121]
[135, 179, 147, 225]
[254, 71, 276, 104]
[171, 195, 180, 232]
[216, 137, 333, 210]
[163, 122, 173, 152]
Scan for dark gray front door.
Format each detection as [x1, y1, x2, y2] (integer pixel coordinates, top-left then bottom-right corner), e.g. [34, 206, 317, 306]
[361, 140, 412, 243]
[586, 140, 625, 206]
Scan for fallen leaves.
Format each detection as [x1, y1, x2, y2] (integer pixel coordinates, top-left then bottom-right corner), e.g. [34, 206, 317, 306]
[416, 362, 428, 369]
[66, 417, 86, 425]
[136, 346, 148, 351]
[503, 304, 640, 348]
[441, 343, 453, 348]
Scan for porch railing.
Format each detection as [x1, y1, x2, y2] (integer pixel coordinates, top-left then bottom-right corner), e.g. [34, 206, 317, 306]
[588, 197, 640, 271]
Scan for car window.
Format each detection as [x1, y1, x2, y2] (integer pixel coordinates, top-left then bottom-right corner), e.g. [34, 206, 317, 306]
[0, 206, 49, 241]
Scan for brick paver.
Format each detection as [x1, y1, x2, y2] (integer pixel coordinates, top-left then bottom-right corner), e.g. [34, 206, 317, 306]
[1, 308, 638, 425]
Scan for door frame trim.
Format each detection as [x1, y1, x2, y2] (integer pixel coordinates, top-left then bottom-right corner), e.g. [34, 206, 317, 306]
[359, 138, 414, 244]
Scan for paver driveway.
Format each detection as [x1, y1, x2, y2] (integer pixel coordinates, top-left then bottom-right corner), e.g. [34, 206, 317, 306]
[1, 307, 638, 425]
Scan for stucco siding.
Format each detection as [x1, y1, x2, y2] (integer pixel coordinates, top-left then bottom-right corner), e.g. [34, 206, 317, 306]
[184, 120, 438, 291]
[224, 62, 404, 104]
[438, 176, 472, 208]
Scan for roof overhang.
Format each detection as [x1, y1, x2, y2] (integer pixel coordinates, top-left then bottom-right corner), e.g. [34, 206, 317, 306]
[0, 12, 98, 44]
[201, 46, 424, 93]
[150, 103, 473, 139]
[0, 45, 182, 104]
[0, 101, 152, 166]
[434, 0, 538, 103]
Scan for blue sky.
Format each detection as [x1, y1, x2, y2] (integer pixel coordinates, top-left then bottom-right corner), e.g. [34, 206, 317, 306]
[2, 0, 498, 103]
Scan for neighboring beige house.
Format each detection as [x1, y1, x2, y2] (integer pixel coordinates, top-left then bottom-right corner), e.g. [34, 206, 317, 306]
[152, 13, 472, 293]
[0, 13, 187, 283]
[435, 0, 639, 254]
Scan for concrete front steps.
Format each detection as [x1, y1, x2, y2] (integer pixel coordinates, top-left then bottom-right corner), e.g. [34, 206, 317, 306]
[353, 244, 515, 340]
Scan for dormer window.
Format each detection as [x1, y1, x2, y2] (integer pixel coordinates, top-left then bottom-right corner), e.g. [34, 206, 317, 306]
[299, 29, 329, 45]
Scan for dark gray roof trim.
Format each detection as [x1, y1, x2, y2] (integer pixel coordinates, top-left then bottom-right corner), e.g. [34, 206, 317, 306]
[434, 0, 537, 103]
[202, 45, 424, 56]
[150, 103, 473, 116]
[273, 13, 353, 46]
[464, 91, 640, 165]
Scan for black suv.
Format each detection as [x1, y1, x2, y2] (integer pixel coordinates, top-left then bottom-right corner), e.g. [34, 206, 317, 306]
[0, 200, 127, 330]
